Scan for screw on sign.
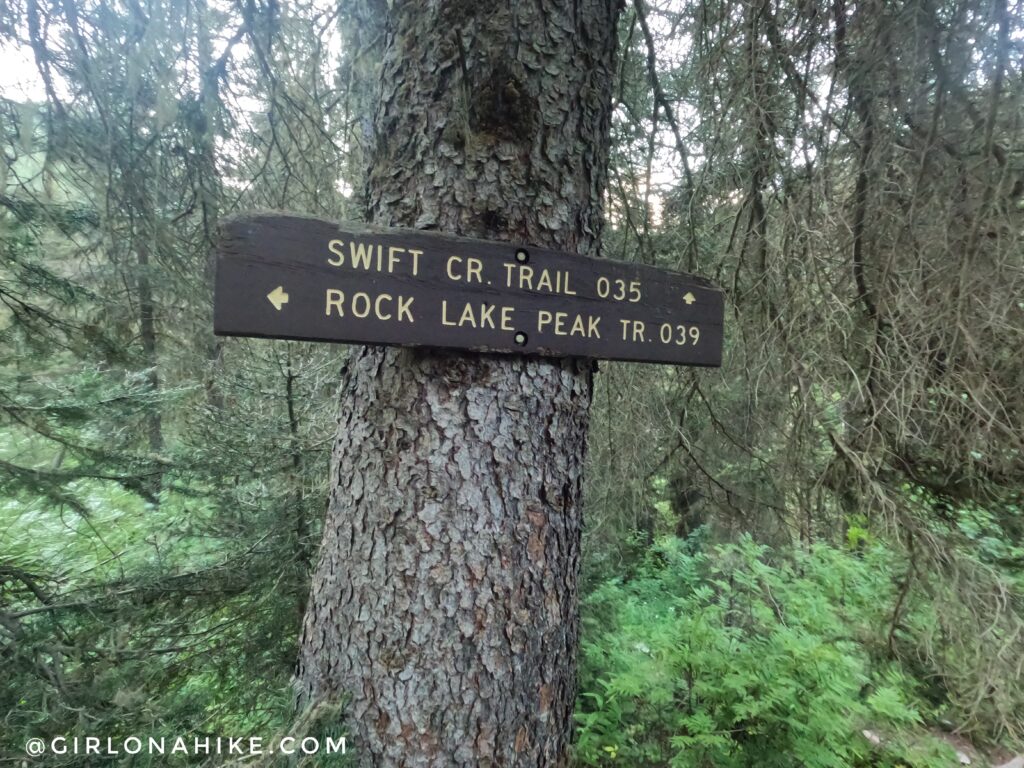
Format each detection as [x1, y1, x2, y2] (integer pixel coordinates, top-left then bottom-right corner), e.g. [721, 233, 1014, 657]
[214, 214, 725, 367]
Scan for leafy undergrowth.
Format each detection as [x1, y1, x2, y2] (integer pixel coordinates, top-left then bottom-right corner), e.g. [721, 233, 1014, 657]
[574, 533, 1020, 767]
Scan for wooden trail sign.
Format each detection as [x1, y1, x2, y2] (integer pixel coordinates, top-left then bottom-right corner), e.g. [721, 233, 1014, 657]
[214, 213, 724, 366]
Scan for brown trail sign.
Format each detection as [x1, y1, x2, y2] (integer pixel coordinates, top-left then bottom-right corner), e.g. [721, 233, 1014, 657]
[214, 213, 724, 366]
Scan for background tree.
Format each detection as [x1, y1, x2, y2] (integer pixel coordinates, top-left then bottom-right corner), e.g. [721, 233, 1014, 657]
[1, 0, 349, 757]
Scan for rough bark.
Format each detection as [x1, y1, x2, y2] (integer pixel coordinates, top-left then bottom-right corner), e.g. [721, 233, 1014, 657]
[295, 1, 620, 765]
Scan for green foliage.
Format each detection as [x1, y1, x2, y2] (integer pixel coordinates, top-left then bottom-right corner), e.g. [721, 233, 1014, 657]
[574, 535, 958, 768]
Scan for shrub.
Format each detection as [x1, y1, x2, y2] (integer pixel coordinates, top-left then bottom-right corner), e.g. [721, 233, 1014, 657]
[574, 535, 952, 767]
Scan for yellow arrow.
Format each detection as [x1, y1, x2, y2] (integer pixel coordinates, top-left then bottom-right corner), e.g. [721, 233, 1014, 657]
[683, 291, 696, 305]
[267, 286, 289, 311]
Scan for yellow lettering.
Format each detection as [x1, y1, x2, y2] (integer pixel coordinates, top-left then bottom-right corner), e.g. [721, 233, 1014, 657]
[570, 314, 586, 337]
[327, 239, 345, 266]
[441, 300, 456, 326]
[518, 265, 535, 290]
[351, 292, 371, 318]
[537, 269, 553, 292]
[398, 296, 414, 323]
[387, 246, 403, 273]
[503, 264, 577, 295]
[500, 306, 514, 331]
[458, 302, 476, 327]
[478, 303, 495, 328]
[330, 241, 421, 278]
[446, 256, 484, 283]
[327, 290, 413, 322]
[539, 311, 567, 335]
[325, 289, 345, 316]
[349, 241, 373, 270]
[619, 319, 645, 341]
[588, 315, 601, 338]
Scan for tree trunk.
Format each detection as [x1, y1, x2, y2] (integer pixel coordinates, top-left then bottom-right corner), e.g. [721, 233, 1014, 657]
[295, 2, 620, 765]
